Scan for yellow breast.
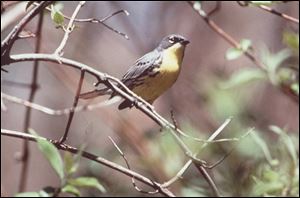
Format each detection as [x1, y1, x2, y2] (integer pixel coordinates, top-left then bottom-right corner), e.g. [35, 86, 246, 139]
[132, 43, 186, 103]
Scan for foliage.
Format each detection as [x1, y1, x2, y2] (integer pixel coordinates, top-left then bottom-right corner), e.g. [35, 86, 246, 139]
[15, 130, 106, 197]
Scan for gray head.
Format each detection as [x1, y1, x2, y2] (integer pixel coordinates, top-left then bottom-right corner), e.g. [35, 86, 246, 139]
[157, 34, 190, 50]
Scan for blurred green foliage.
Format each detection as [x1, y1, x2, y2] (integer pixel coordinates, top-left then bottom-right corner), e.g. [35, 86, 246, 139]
[15, 130, 105, 197]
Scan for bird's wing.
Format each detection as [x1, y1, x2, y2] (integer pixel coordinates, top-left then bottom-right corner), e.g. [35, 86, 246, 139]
[121, 49, 162, 89]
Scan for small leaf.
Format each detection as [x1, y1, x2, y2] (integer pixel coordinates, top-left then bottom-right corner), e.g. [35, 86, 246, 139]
[291, 83, 299, 95]
[64, 152, 75, 175]
[15, 192, 40, 197]
[250, 131, 274, 165]
[50, 4, 64, 26]
[193, 1, 201, 10]
[29, 129, 64, 179]
[283, 31, 299, 53]
[240, 39, 252, 51]
[226, 39, 252, 60]
[68, 177, 106, 193]
[62, 185, 81, 197]
[226, 47, 243, 60]
[39, 186, 56, 197]
[52, 11, 64, 26]
[269, 125, 298, 166]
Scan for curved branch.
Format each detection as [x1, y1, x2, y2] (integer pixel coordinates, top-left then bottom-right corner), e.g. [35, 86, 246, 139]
[1, 1, 51, 60]
[1, 129, 174, 197]
[6, 52, 223, 196]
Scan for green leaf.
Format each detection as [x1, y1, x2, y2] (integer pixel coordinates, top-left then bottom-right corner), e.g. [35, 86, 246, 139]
[50, 4, 64, 26]
[64, 144, 85, 175]
[269, 125, 298, 166]
[39, 186, 55, 197]
[240, 39, 252, 51]
[181, 187, 207, 197]
[254, 180, 284, 195]
[226, 47, 243, 60]
[226, 39, 252, 60]
[221, 68, 266, 89]
[15, 192, 40, 197]
[260, 47, 291, 85]
[250, 131, 274, 165]
[68, 177, 106, 193]
[193, 1, 201, 10]
[64, 152, 75, 175]
[52, 11, 64, 26]
[291, 83, 299, 95]
[29, 129, 64, 180]
[62, 185, 81, 197]
[283, 31, 299, 53]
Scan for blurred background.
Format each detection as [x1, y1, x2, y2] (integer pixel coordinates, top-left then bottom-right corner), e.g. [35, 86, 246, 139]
[1, 1, 299, 196]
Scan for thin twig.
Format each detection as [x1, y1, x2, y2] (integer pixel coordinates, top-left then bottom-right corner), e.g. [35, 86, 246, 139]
[18, 11, 44, 192]
[1, 92, 114, 115]
[54, 1, 86, 56]
[59, 69, 85, 144]
[108, 136, 165, 195]
[258, 4, 299, 24]
[161, 160, 191, 188]
[187, 1, 298, 103]
[63, 9, 130, 40]
[162, 118, 232, 190]
[35, 2, 129, 40]
[187, 1, 266, 71]
[237, 1, 299, 23]
[1, 129, 174, 197]
[5, 52, 233, 196]
[1, 1, 51, 62]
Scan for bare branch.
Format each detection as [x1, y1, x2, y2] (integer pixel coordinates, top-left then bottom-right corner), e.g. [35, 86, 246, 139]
[54, 1, 86, 56]
[236, 2, 299, 24]
[59, 69, 85, 144]
[1, 129, 174, 197]
[1, 1, 51, 62]
[5, 52, 231, 196]
[18, 11, 44, 192]
[258, 5, 299, 24]
[1, 92, 115, 115]
[108, 136, 166, 196]
[35, 2, 129, 40]
[65, 9, 130, 40]
[187, 1, 298, 103]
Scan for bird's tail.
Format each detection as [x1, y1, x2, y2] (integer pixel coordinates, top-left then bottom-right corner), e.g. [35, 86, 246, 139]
[79, 88, 112, 99]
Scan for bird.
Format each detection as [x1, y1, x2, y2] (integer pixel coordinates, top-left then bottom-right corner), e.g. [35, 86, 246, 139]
[80, 34, 190, 110]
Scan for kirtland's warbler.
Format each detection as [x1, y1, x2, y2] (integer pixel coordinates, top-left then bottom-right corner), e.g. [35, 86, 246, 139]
[80, 34, 189, 109]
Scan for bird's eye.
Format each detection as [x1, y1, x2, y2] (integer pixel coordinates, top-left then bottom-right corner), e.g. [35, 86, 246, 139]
[168, 37, 175, 43]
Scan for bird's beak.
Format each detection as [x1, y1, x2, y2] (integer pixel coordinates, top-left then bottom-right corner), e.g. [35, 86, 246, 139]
[181, 40, 190, 46]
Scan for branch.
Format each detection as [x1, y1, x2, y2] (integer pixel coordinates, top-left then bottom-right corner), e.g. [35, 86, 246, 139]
[1, 92, 115, 115]
[162, 118, 232, 193]
[5, 52, 227, 196]
[54, 1, 86, 56]
[35, 2, 129, 40]
[59, 69, 85, 144]
[63, 9, 130, 40]
[18, 11, 44, 192]
[108, 136, 171, 196]
[1, 1, 51, 62]
[1, 129, 174, 197]
[187, 1, 298, 104]
[237, 2, 299, 24]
